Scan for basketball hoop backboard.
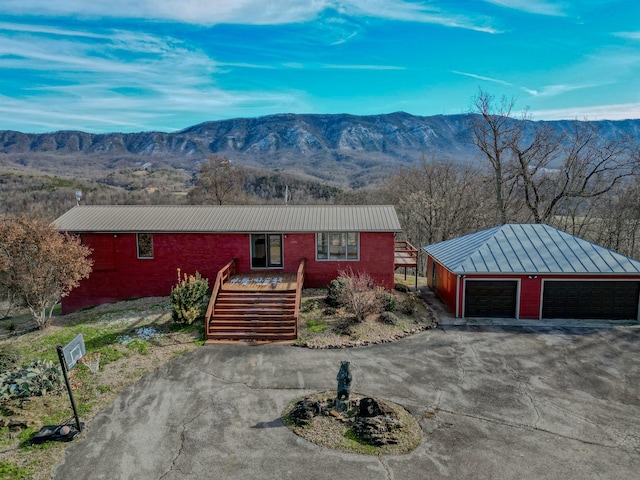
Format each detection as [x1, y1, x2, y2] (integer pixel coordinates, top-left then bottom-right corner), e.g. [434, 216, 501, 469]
[62, 334, 86, 371]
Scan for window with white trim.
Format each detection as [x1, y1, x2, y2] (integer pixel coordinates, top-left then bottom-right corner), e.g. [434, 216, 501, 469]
[137, 233, 153, 259]
[316, 232, 359, 260]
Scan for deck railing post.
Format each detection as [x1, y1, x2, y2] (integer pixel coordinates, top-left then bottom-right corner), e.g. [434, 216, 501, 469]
[205, 257, 237, 338]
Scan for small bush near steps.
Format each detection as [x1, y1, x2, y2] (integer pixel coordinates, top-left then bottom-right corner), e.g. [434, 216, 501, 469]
[381, 291, 397, 312]
[169, 269, 209, 325]
[326, 277, 348, 307]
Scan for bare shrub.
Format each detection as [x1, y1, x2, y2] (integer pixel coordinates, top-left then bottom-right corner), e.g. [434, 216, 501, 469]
[336, 268, 383, 322]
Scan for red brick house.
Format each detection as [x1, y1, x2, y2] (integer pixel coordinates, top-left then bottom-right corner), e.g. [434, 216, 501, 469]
[423, 224, 640, 320]
[54, 205, 404, 315]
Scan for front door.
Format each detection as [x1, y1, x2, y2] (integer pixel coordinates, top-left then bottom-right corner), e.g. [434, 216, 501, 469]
[251, 234, 283, 269]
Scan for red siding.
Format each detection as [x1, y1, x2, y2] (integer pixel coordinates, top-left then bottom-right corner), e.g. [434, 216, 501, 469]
[292, 232, 395, 290]
[63, 231, 396, 313]
[427, 256, 457, 315]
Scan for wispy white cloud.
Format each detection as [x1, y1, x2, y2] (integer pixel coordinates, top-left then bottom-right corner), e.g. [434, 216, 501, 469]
[1, 0, 498, 32]
[0, 25, 305, 132]
[0, 22, 109, 39]
[522, 83, 602, 97]
[453, 69, 613, 102]
[452, 70, 513, 86]
[331, 31, 359, 46]
[614, 31, 640, 40]
[482, 0, 567, 16]
[323, 63, 404, 70]
[532, 102, 640, 121]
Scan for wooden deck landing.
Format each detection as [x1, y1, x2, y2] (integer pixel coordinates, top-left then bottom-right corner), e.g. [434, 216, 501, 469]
[394, 240, 418, 269]
[395, 251, 418, 267]
[221, 272, 298, 292]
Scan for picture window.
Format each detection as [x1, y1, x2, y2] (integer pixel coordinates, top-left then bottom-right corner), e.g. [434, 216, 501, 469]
[316, 232, 359, 261]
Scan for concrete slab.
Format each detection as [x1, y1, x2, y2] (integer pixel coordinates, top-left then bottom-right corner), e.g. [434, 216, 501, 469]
[53, 324, 640, 480]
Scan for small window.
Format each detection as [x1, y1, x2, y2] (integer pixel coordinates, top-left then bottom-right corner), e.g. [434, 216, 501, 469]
[137, 233, 153, 259]
[317, 232, 328, 260]
[316, 232, 359, 261]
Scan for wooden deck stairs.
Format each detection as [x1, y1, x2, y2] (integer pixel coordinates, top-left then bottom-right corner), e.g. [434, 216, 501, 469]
[207, 290, 298, 343]
[205, 258, 305, 344]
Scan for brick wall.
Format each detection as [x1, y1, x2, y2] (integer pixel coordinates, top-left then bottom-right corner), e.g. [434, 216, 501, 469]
[63, 231, 396, 313]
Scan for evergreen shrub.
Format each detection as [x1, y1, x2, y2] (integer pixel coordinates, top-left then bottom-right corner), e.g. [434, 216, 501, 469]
[170, 269, 210, 325]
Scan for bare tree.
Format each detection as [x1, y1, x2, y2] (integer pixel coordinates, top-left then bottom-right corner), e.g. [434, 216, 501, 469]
[0, 215, 93, 328]
[512, 121, 638, 224]
[188, 155, 246, 205]
[508, 121, 561, 223]
[382, 156, 496, 271]
[469, 89, 521, 224]
[471, 90, 640, 227]
[590, 180, 640, 259]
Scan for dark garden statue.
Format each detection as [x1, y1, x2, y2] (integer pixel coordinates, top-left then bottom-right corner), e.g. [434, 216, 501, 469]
[335, 361, 352, 412]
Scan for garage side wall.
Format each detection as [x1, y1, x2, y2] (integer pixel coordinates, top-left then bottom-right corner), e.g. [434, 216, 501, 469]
[427, 256, 458, 315]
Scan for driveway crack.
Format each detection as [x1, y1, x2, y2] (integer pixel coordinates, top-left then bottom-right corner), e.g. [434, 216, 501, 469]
[437, 408, 623, 450]
[378, 457, 394, 480]
[159, 400, 217, 479]
[522, 389, 541, 429]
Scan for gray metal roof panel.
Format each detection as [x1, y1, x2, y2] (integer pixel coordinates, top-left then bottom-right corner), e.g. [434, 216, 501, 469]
[423, 223, 640, 274]
[53, 205, 402, 233]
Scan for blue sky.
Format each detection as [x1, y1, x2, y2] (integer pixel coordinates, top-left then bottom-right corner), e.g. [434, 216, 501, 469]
[1, 0, 639, 133]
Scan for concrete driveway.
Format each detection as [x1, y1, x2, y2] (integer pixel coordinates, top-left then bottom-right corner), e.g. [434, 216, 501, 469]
[53, 323, 640, 480]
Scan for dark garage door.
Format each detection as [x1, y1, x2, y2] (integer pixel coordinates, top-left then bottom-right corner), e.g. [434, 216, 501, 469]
[542, 281, 640, 320]
[464, 280, 517, 318]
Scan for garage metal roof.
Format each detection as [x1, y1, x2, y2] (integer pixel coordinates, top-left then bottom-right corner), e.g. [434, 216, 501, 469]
[422, 223, 640, 274]
[53, 205, 401, 233]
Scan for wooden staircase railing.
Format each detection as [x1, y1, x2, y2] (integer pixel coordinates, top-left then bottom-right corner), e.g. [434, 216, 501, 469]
[394, 240, 418, 266]
[205, 258, 306, 344]
[205, 257, 237, 336]
[293, 258, 306, 339]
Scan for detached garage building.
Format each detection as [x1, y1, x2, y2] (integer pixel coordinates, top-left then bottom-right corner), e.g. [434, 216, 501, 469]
[423, 224, 640, 320]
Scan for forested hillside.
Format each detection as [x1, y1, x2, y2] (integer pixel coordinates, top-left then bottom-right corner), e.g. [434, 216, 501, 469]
[1, 109, 639, 262]
[3, 112, 640, 187]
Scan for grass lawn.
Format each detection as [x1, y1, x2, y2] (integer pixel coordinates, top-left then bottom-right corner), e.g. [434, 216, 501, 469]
[0, 297, 203, 480]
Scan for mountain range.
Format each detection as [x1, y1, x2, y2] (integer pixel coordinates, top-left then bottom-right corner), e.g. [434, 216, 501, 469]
[1, 112, 639, 187]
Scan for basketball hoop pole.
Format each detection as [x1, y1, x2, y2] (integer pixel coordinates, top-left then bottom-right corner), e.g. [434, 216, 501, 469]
[56, 346, 83, 432]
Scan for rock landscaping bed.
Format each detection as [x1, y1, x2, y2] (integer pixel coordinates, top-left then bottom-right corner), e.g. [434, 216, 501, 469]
[282, 391, 422, 455]
[296, 286, 437, 349]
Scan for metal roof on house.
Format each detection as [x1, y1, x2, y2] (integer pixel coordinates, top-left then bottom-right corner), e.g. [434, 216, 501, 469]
[422, 223, 640, 275]
[53, 205, 402, 233]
